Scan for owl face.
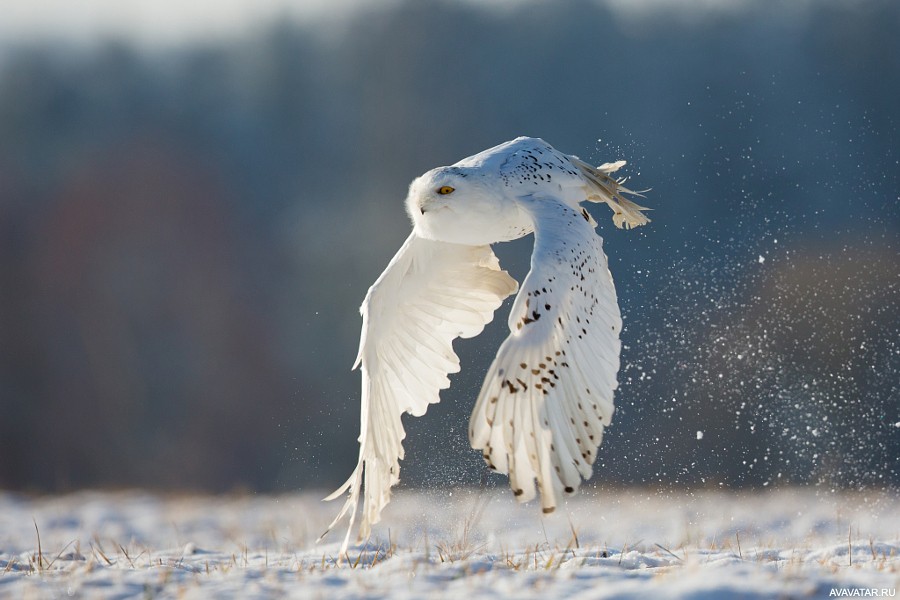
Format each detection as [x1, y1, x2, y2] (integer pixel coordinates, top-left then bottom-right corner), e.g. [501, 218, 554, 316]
[405, 166, 533, 245]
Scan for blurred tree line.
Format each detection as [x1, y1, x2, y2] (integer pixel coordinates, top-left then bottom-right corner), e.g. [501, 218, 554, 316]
[0, 0, 897, 493]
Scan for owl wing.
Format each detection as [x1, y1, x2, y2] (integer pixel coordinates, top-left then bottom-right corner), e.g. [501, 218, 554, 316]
[469, 196, 621, 514]
[320, 232, 518, 557]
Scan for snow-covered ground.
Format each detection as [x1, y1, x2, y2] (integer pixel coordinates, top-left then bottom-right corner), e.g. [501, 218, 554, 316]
[1, 487, 897, 598]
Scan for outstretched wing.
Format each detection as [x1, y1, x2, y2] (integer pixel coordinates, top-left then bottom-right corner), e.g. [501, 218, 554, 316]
[321, 233, 518, 556]
[469, 197, 621, 514]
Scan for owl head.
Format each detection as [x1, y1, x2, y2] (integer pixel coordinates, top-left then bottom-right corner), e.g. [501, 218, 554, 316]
[405, 166, 532, 245]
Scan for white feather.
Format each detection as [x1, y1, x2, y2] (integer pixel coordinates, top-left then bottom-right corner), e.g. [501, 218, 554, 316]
[319, 233, 517, 557]
[469, 195, 622, 511]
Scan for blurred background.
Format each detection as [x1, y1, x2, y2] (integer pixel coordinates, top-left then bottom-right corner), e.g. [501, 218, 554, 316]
[0, 0, 897, 495]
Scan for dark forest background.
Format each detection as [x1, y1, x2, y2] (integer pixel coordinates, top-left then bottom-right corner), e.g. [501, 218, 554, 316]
[0, 0, 897, 494]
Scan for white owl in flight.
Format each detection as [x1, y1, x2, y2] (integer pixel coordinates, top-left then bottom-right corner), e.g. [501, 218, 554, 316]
[321, 137, 649, 556]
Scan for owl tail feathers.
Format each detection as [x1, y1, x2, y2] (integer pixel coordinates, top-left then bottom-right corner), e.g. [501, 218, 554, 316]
[572, 157, 651, 229]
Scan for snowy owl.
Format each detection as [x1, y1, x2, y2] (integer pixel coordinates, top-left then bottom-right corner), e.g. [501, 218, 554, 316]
[321, 137, 649, 555]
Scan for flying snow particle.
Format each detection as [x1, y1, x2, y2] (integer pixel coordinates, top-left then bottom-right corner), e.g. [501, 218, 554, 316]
[696, 431, 704, 440]
[758, 255, 765, 264]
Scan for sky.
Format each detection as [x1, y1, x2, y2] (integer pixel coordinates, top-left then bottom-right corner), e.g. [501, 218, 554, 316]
[0, 0, 756, 50]
[0, 0, 392, 49]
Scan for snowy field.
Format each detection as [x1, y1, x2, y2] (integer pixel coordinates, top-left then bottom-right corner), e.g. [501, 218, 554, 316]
[1, 487, 897, 599]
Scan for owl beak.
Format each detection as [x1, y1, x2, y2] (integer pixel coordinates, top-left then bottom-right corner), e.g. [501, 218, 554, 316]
[417, 195, 446, 216]
[417, 197, 432, 215]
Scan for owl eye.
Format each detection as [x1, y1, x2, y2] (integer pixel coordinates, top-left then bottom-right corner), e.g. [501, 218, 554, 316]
[437, 186, 455, 195]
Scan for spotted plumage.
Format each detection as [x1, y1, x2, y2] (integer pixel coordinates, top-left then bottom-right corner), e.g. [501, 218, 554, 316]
[320, 137, 650, 558]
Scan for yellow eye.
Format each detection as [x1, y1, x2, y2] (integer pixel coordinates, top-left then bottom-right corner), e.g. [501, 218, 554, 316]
[437, 186, 455, 195]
